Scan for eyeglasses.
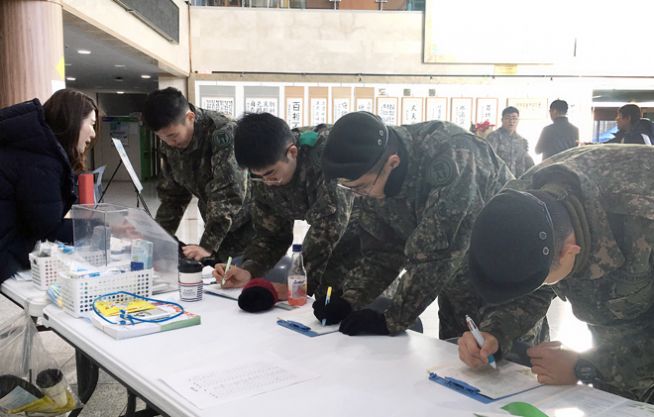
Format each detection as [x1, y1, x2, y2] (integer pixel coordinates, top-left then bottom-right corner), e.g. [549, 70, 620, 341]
[502, 116, 519, 121]
[336, 159, 386, 197]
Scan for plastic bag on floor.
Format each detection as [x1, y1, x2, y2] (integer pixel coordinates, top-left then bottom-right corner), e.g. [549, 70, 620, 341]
[0, 312, 81, 415]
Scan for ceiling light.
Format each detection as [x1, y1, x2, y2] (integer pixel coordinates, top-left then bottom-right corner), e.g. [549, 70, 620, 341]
[114, 64, 126, 68]
[66, 77, 76, 81]
[116, 91, 125, 94]
[77, 49, 91, 55]
[140, 74, 151, 79]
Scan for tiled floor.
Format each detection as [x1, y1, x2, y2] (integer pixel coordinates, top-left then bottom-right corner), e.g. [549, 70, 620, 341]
[0, 179, 592, 415]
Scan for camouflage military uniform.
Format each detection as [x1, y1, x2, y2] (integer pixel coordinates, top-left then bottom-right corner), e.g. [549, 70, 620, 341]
[486, 127, 534, 177]
[239, 128, 358, 298]
[155, 105, 252, 261]
[479, 145, 654, 403]
[341, 121, 516, 336]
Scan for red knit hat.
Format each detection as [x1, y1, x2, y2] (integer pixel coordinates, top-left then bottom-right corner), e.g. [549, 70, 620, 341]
[238, 278, 279, 312]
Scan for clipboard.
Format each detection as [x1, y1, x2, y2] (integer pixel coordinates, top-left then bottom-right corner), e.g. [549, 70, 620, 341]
[427, 361, 543, 403]
[428, 372, 496, 404]
[276, 308, 338, 337]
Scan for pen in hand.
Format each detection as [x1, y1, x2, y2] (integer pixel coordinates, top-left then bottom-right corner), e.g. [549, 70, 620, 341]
[465, 315, 497, 369]
[221, 256, 232, 287]
[322, 286, 332, 326]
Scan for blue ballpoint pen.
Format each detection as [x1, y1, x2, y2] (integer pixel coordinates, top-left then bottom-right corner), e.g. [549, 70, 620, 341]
[465, 315, 497, 369]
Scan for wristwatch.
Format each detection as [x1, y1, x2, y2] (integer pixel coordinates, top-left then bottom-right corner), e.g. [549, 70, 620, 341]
[574, 358, 599, 383]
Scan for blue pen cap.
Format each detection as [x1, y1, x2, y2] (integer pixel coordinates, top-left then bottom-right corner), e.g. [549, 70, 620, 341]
[292, 244, 302, 252]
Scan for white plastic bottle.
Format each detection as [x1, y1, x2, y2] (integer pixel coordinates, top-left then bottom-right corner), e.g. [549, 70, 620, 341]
[287, 244, 307, 306]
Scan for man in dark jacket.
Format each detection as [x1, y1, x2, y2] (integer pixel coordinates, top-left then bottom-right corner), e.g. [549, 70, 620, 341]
[536, 99, 579, 160]
[616, 104, 652, 145]
[0, 100, 77, 282]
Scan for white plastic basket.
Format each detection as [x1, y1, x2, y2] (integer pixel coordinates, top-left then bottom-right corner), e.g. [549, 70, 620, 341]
[29, 250, 112, 290]
[58, 269, 153, 317]
[29, 253, 62, 290]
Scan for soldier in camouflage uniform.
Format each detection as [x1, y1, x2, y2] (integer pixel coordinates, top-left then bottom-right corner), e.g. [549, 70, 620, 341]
[143, 88, 252, 262]
[315, 111, 530, 339]
[214, 113, 358, 298]
[461, 145, 654, 403]
[485, 106, 534, 177]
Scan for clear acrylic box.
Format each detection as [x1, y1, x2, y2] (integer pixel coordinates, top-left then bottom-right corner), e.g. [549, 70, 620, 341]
[71, 204, 178, 293]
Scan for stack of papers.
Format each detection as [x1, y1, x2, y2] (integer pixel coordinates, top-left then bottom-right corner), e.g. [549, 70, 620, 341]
[161, 355, 319, 409]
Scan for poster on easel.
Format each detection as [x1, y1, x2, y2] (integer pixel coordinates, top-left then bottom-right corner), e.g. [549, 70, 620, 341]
[245, 98, 278, 116]
[201, 97, 235, 118]
[426, 97, 448, 121]
[111, 138, 143, 192]
[377, 97, 398, 125]
[402, 97, 423, 124]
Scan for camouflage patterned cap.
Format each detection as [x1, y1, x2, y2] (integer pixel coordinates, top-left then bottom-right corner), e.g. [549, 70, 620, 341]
[322, 111, 388, 180]
[469, 189, 554, 304]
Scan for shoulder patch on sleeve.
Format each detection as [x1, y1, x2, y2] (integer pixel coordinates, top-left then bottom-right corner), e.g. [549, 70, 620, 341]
[429, 158, 458, 187]
[211, 130, 232, 147]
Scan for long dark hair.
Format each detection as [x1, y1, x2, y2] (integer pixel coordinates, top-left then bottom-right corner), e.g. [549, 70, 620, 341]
[43, 89, 97, 171]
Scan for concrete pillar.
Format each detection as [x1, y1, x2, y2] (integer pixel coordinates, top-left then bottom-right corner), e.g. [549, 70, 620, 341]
[0, 0, 65, 108]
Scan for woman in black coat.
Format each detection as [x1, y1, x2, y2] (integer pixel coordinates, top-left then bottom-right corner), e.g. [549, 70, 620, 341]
[0, 89, 97, 282]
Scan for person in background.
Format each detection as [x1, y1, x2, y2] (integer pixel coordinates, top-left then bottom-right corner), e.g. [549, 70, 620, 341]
[0, 89, 97, 282]
[143, 87, 253, 263]
[536, 99, 579, 160]
[485, 106, 534, 177]
[615, 104, 652, 145]
[459, 145, 654, 403]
